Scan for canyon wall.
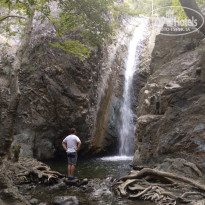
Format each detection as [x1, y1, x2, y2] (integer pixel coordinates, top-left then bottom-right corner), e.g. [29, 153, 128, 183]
[0, 15, 140, 159]
[132, 29, 205, 171]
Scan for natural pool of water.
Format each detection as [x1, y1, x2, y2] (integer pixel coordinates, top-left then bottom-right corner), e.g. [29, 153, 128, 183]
[38, 156, 153, 205]
[45, 155, 134, 179]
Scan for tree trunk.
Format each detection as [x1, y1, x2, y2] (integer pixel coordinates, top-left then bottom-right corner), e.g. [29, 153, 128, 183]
[0, 8, 35, 159]
[179, 0, 205, 35]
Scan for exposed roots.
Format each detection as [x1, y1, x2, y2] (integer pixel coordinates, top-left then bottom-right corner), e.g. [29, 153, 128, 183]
[118, 179, 137, 196]
[5, 157, 64, 185]
[112, 160, 205, 205]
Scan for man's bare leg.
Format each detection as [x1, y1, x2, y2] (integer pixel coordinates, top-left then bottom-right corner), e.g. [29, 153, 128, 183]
[68, 165, 71, 176]
[70, 165, 75, 176]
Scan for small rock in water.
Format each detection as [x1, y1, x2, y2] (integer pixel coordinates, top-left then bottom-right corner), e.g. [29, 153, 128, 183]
[30, 198, 39, 205]
[52, 196, 78, 205]
[63, 178, 79, 186]
[49, 182, 67, 191]
[106, 177, 114, 182]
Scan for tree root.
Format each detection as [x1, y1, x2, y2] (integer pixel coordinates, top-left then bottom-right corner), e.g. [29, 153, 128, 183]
[128, 184, 145, 191]
[120, 168, 205, 191]
[181, 192, 205, 198]
[6, 157, 64, 185]
[129, 186, 152, 198]
[118, 179, 137, 196]
[113, 163, 205, 205]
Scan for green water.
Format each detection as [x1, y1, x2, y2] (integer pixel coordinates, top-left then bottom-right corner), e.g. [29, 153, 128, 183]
[25, 184, 153, 205]
[45, 156, 133, 179]
[39, 156, 153, 205]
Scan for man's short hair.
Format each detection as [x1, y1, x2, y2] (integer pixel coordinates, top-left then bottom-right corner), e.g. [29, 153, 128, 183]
[70, 128, 76, 134]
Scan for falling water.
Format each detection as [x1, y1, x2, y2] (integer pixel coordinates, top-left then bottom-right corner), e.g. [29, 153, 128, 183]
[119, 19, 149, 156]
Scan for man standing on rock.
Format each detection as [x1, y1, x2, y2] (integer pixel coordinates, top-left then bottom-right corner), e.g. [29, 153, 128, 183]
[62, 128, 81, 179]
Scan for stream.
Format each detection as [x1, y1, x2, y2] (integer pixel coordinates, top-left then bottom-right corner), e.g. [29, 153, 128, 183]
[33, 156, 153, 205]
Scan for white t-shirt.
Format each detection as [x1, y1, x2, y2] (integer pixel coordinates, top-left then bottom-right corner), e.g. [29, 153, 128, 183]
[63, 134, 81, 153]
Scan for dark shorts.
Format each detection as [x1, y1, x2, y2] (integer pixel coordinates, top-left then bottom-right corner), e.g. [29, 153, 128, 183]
[67, 152, 77, 165]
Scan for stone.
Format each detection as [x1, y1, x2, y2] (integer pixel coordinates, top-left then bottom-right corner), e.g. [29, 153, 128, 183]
[156, 158, 203, 179]
[30, 198, 39, 205]
[12, 132, 34, 158]
[49, 182, 67, 191]
[190, 200, 205, 205]
[0, 199, 6, 205]
[80, 178, 88, 186]
[52, 196, 78, 205]
[63, 178, 79, 186]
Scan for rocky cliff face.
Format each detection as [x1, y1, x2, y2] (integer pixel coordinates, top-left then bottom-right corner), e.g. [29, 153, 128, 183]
[132, 29, 205, 171]
[0, 15, 140, 160]
[0, 39, 101, 159]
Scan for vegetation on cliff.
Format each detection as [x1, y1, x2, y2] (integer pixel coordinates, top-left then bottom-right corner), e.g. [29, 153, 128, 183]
[0, 0, 125, 160]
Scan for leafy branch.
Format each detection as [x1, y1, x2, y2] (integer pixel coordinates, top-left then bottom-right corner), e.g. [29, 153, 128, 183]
[0, 15, 26, 22]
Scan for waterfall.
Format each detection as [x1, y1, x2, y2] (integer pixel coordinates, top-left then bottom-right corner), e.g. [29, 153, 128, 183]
[119, 18, 149, 156]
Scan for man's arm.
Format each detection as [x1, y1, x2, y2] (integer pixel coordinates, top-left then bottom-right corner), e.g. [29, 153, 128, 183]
[75, 141, 82, 152]
[62, 141, 67, 151]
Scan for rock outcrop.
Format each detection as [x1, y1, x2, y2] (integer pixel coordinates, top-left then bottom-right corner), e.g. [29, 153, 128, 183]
[0, 15, 142, 159]
[132, 29, 205, 171]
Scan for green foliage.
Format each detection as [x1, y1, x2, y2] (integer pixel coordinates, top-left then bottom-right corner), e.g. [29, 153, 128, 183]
[112, 3, 139, 16]
[171, 0, 205, 20]
[7, 0, 205, 61]
[131, 0, 205, 17]
[0, 0, 35, 39]
[0, 0, 119, 61]
[171, 0, 187, 20]
[50, 40, 90, 61]
[45, 0, 126, 60]
[196, 0, 205, 5]
[54, 0, 116, 48]
[131, 0, 172, 15]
